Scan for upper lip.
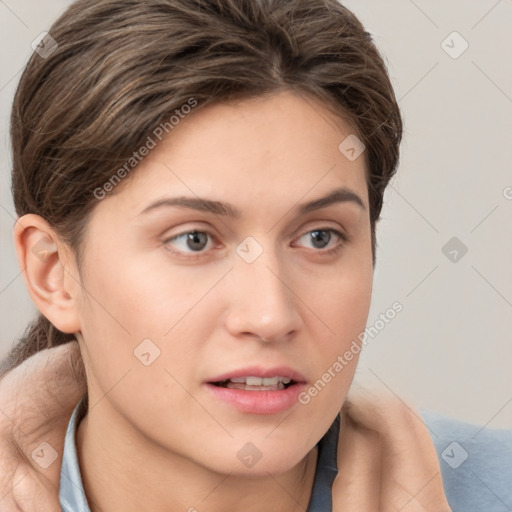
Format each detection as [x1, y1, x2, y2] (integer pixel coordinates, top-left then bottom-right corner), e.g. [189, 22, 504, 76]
[206, 366, 307, 384]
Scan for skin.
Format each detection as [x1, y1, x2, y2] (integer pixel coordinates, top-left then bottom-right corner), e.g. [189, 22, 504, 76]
[0, 349, 453, 512]
[12, 90, 374, 511]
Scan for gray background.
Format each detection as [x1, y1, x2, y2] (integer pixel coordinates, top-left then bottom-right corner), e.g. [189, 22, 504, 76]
[1, 1, 511, 427]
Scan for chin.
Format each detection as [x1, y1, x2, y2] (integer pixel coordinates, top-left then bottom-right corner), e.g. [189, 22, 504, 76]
[192, 437, 314, 478]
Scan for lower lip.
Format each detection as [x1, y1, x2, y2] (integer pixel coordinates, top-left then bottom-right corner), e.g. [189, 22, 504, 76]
[204, 383, 306, 415]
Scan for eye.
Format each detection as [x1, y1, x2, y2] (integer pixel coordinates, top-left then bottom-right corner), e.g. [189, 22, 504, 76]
[164, 230, 214, 254]
[293, 228, 347, 252]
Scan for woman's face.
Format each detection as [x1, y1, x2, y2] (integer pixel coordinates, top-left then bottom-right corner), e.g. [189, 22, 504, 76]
[74, 90, 373, 475]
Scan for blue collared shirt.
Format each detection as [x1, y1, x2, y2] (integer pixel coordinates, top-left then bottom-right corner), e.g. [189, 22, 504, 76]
[60, 398, 89, 512]
[59, 401, 512, 511]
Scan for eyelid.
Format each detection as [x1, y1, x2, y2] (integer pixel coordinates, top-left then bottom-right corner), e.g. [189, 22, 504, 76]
[161, 222, 218, 242]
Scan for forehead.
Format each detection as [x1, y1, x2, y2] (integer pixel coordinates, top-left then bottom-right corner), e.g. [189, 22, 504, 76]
[95, 90, 368, 218]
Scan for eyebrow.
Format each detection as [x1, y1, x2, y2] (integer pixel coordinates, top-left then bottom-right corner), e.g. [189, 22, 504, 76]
[140, 196, 239, 217]
[139, 186, 365, 217]
[298, 187, 365, 214]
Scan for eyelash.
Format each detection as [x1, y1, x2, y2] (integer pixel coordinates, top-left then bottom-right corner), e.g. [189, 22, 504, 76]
[162, 227, 349, 259]
[293, 228, 348, 255]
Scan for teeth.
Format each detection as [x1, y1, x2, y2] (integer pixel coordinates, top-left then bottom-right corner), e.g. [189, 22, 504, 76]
[221, 376, 293, 389]
[246, 376, 264, 386]
[226, 382, 286, 391]
[235, 376, 291, 385]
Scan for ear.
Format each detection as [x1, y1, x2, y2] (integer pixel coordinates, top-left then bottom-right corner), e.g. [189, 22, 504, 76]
[13, 214, 81, 333]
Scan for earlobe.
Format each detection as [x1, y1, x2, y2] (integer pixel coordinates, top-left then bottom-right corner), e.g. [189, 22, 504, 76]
[13, 214, 81, 333]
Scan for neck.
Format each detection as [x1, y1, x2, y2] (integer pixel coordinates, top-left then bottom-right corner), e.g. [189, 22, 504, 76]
[76, 399, 318, 512]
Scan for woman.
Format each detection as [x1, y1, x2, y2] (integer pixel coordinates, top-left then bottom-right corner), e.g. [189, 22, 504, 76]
[1, 0, 510, 511]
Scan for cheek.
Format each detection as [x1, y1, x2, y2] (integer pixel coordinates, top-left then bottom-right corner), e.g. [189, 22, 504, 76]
[303, 241, 373, 343]
[332, 276, 372, 342]
[295, 247, 373, 410]
[79, 249, 221, 334]
[311, 276, 371, 368]
[75, 251, 228, 390]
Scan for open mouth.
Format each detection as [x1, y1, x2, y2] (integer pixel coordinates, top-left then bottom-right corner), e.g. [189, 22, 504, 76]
[205, 369, 307, 414]
[211, 376, 296, 391]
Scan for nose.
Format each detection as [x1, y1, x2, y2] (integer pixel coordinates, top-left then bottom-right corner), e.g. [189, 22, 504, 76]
[223, 244, 303, 343]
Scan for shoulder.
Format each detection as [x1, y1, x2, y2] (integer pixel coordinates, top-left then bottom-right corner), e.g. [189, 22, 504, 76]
[420, 409, 512, 512]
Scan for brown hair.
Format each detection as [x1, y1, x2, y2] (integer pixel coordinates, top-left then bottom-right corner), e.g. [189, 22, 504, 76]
[2, 0, 402, 377]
